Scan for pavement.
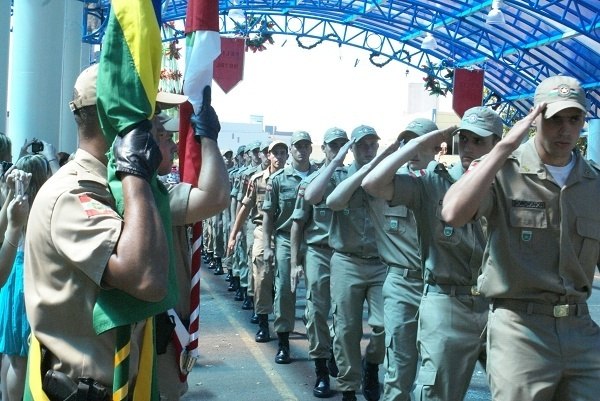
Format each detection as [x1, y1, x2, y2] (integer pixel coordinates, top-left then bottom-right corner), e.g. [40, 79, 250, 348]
[180, 263, 600, 401]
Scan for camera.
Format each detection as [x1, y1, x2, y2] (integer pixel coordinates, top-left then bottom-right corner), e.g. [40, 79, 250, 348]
[31, 140, 44, 154]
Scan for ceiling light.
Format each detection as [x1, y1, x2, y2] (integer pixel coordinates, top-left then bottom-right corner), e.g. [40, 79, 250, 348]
[486, 0, 506, 25]
[421, 33, 438, 51]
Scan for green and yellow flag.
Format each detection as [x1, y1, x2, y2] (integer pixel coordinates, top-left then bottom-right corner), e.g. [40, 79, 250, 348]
[96, 1, 178, 400]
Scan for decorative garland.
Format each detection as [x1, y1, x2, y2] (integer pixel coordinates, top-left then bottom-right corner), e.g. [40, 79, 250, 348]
[421, 62, 454, 96]
[233, 16, 275, 52]
[160, 22, 183, 94]
[369, 50, 411, 68]
[296, 34, 338, 50]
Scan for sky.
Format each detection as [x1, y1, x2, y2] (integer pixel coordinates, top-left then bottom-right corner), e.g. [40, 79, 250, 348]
[202, 40, 455, 146]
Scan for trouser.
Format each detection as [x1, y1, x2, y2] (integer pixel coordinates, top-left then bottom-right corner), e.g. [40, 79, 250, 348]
[382, 267, 423, 401]
[232, 222, 247, 278]
[488, 300, 600, 401]
[304, 244, 334, 360]
[414, 285, 488, 401]
[252, 225, 274, 314]
[330, 251, 386, 392]
[213, 213, 225, 258]
[203, 218, 214, 252]
[157, 341, 188, 400]
[273, 233, 295, 333]
[245, 221, 256, 296]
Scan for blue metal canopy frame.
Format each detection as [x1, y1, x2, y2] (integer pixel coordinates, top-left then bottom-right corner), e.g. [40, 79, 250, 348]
[80, 0, 600, 122]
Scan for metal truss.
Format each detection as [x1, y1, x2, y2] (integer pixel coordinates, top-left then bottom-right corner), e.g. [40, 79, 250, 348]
[80, 0, 600, 121]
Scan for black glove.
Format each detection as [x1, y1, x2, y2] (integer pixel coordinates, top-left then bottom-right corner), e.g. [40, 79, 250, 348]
[113, 120, 163, 181]
[190, 85, 220, 143]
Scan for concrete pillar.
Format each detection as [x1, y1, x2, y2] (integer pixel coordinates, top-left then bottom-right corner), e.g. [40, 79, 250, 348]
[0, 1, 10, 134]
[586, 119, 600, 164]
[8, 0, 85, 161]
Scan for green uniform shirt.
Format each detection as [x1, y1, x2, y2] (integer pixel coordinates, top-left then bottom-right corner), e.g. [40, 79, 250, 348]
[367, 166, 421, 270]
[242, 168, 272, 226]
[390, 161, 485, 286]
[292, 167, 337, 247]
[328, 162, 379, 258]
[263, 164, 317, 234]
[476, 139, 600, 303]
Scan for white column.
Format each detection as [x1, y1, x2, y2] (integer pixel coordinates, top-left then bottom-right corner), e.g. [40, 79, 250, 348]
[0, 1, 11, 134]
[586, 119, 600, 164]
[8, 0, 85, 160]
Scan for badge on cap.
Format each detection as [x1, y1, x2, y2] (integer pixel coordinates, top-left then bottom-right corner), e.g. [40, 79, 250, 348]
[467, 114, 479, 124]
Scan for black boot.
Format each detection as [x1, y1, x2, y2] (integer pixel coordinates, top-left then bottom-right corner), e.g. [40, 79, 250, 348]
[234, 286, 246, 302]
[275, 332, 291, 364]
[342, 391, 357, 401]
[255, 314, 270, 343]
[250, 310, 259, 324]
[362, 359, 380, 401]
[204, 251, 214, 266]
[242, 295, 254, 310]
[225, 269, 232, 282]
[228, 276, 239, 292]
[213, 257, 224, 275]
[313, 358, 332, 398]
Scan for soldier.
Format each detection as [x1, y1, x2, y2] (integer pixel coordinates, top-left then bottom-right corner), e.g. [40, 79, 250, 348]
[290, 127, 350, 398]
[263, 131, 318, 364]
[228, 140, 288, 340]
[363, 107, 503, 401]
[442, 76, 600, 401]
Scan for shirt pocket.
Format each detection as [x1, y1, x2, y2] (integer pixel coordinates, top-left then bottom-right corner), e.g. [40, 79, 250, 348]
[313, 204, 332, 225]
[435, 205, 462, 245]
[576, 217, 600, 269]
[509, 206, 548, 259]
[384, 205, 409, 235]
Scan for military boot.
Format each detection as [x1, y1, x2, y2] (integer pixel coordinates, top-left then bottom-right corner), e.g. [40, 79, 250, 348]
[362, 359, 380, 401]
[234, 286, 246, 302]
[242, 295, 254, 310]
[250, 310, 259, 324]
[313, 358, 332, 398]
[228, 276, 239, 292]
[213, 257, 224, 275]
[255, 314, 270, 343]
[203, 251, 214, 266]
[275, 332, 291, 364]
[224, 268, 233, 282]
[342, 391, 357, 401]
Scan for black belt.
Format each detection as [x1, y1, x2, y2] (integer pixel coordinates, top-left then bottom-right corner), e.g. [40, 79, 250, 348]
[389, 265, 422, 280]
[493, 299, 589, 318]
[335, 251, 380, 260]
[425, 283, 480, 296]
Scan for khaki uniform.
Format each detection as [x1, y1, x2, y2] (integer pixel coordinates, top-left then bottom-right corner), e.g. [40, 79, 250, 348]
[368, 166, 423, 401]
[291, 169, 336, 360]
[238, 165, 262, 296]
[328, 162, 387, 393]
[390, 161, 488, 401]
[157, 183, 194, 400]
[231, 166, 249, 281]
[263, 164, 317, 334]
[242, 168, 274, 314]
[24, 149, 142, 388]
[475, 140, 600, 401]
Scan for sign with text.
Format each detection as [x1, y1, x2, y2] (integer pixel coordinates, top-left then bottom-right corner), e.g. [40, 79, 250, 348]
[452, 68, 485, 118]
[213, 37, 245, 93]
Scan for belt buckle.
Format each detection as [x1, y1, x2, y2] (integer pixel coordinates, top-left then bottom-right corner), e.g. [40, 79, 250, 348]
[553, 304, 570, 318]
[470, 286, 480, 296]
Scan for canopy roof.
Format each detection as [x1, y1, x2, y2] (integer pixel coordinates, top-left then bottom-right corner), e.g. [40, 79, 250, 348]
[82, 0, 600, 121]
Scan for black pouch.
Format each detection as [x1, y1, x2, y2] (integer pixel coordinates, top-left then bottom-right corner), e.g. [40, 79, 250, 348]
[155, 312, 176, 355]
[42, 370, 77, 401]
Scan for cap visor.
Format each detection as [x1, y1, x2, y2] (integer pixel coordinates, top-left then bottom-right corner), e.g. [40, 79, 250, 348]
[543, 101, 587, 119]
[457, 124, 495, 138]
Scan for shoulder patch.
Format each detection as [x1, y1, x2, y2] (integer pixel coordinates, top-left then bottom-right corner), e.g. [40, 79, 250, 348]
[78, 194, 119, 218]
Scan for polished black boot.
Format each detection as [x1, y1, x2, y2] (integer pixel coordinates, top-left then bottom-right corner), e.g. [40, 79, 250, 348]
[255, 314, 270, 343]
[275, 332, 291, 364]
[213, 257, 224, 275]
[250, 310, 259, 324]
[242, 295, 254, 310]
[203, 251, 214, 266]
[328, 340, 339, 378]
[228, 276, 239, 292]
[224, 269, 232, 282]
[362, 359, 380, 401]
[234, 286, 246, 302]
[342, 391, 357, 401]
[313, 358, 332, 398]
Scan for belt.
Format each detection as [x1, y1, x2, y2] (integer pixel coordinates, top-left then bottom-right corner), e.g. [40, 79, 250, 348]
[389, 265, 422, 280]
[336, 251, 380, 260]
[493, 299, 589, 318]
[425, 283, 480, 296]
